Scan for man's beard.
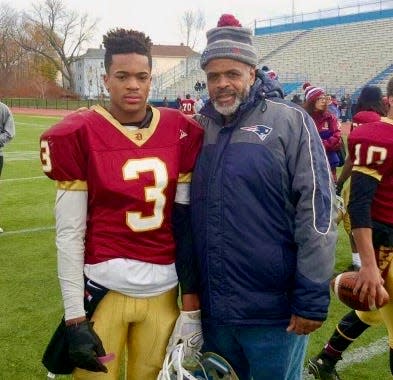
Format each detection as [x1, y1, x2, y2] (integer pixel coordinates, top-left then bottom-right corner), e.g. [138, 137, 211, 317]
[212, 85, 250, 116]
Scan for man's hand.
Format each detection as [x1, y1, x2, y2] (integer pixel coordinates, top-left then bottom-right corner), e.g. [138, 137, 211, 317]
[66, 320, 108, 373]
[286, 315, 323, 335]
[166, 310, 203, 358]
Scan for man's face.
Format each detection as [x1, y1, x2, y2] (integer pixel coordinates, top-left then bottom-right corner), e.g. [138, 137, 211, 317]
[104, 53, 151, 123]
[204, 59, 256, 116]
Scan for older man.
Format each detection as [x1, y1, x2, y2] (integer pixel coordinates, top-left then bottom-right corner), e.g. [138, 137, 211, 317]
[190, 14, 337, 380]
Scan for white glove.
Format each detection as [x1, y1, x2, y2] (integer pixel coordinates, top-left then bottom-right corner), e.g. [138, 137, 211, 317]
[166, 310, 203, 359]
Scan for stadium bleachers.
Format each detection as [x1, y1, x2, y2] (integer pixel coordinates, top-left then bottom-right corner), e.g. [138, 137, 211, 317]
[151, 2, 393, 101]
[260, 18, 393, 98]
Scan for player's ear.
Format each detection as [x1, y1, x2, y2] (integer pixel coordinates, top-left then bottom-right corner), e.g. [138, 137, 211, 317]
[103, 74, 110, 92]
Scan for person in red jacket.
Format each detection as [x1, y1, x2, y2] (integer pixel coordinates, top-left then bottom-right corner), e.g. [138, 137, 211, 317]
[302, 83, 342, 182]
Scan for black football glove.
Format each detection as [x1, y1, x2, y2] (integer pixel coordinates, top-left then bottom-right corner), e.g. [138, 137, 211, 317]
[66, 320, 108, 373]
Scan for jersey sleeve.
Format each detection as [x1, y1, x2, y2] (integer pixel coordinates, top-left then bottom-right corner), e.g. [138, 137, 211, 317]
[178, 115, 204, 184]
[40, 114, 88, 188]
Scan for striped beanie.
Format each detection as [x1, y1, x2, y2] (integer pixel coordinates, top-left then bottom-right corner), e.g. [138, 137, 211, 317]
[200, 14, 258, 70]
[303, 82, 325, 103]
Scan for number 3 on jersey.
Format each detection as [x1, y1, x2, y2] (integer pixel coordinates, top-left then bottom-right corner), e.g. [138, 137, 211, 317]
[124, 158, 168, 232]
[40, 141, 167, 233]
[40, 140, 52, 172]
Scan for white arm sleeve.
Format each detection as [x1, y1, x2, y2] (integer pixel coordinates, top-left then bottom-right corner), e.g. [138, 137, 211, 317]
[55, 189, 88, 320]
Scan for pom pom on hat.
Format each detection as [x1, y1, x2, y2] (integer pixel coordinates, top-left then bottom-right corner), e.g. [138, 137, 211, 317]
[303, 82, 325, 103]
[200, 14, 257, 69]
[217, 14, 242, 27]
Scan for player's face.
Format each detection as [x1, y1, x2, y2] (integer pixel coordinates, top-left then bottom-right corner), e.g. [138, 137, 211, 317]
[104, 53, 152, 123]
[204, 59, 256, 116]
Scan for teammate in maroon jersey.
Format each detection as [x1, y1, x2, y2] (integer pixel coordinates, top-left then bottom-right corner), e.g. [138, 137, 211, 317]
[309, 78, 393, 380]
[348, 77, 393, 376]
[40, 29, 203, 379]
[180, 94, 196, 115]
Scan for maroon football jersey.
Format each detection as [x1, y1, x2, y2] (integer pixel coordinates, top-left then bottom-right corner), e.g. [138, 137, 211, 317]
[348, 117, 393, 225]
[180, 99, 196, 115]
[40, 106, 203, 265]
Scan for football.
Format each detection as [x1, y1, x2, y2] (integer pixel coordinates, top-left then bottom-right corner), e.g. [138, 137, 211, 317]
[330, 271, 389, 311]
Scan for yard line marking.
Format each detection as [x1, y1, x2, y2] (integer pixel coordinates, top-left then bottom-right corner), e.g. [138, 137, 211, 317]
[303, 336, 388, 379]
[0, 226, 55, 236]
[0, 176, 46, 182]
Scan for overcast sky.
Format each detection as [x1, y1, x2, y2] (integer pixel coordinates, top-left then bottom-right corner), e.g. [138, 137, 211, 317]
[9, 0, 368, 51]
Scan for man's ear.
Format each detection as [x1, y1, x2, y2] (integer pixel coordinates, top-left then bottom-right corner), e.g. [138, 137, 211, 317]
[250, 67, 256, 85]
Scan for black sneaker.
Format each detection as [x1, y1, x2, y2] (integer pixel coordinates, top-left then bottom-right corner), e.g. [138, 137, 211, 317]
[308, 356, 341, 380]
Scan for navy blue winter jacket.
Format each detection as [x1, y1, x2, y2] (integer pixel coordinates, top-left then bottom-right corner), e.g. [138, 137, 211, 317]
[191, 73, 337, 327]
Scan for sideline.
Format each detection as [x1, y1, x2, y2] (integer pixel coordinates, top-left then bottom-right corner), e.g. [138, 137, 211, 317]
[0, 226, 55, 236]
[303, 336, 388, 378]
[0, 176, 46, 182]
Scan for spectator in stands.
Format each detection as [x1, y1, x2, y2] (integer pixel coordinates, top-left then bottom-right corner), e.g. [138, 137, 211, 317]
[302, 82, 342, 182]
[180, 94, 196, 115]
[194, 95, 204, 113]
[201, 81, 206, 91]
[194, 80, 202, 92]
[308, 79, 393, 380]
[0, 101, 15, 233]
[327, 94, 340, 119]
[162, 96, 169, 107]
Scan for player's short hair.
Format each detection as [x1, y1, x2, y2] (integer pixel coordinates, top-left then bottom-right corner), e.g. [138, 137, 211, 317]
[387, 76, 393, 98]
[103, 28, 153, 72]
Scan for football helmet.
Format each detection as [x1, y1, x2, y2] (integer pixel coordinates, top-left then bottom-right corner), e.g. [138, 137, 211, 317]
[157, 343, 238, 380]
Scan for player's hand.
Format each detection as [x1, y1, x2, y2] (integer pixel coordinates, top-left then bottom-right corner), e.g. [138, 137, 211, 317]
[354, 265, 388, 310]
[166, 310, 203, 358]
[66, 320, 108, 373]
[286, 315, 323, 335]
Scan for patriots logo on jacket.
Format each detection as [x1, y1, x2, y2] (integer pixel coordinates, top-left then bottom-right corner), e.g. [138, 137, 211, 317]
[241, 125, 272, 141]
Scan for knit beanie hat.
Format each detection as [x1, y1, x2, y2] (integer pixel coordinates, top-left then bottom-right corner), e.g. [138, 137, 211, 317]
[303, 82, 325, 102]
[200, 14, 258, 70]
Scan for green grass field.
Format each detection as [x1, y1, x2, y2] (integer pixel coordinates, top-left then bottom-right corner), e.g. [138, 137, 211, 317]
[0, 113, 391, 379]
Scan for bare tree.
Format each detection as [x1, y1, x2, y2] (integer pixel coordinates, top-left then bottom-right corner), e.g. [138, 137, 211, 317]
[16, 0, 98, 92]
[179, 9, 206, 50]
[0, 3, 24, 89]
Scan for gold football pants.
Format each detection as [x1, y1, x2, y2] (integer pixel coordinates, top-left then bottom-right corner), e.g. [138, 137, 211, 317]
[357, 247, 393, 349]
[73, 286, 179, 380]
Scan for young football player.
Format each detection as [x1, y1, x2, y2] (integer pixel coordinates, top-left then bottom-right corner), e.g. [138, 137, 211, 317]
[40, 28, 203, 379]
[309, 84, 390, 380]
